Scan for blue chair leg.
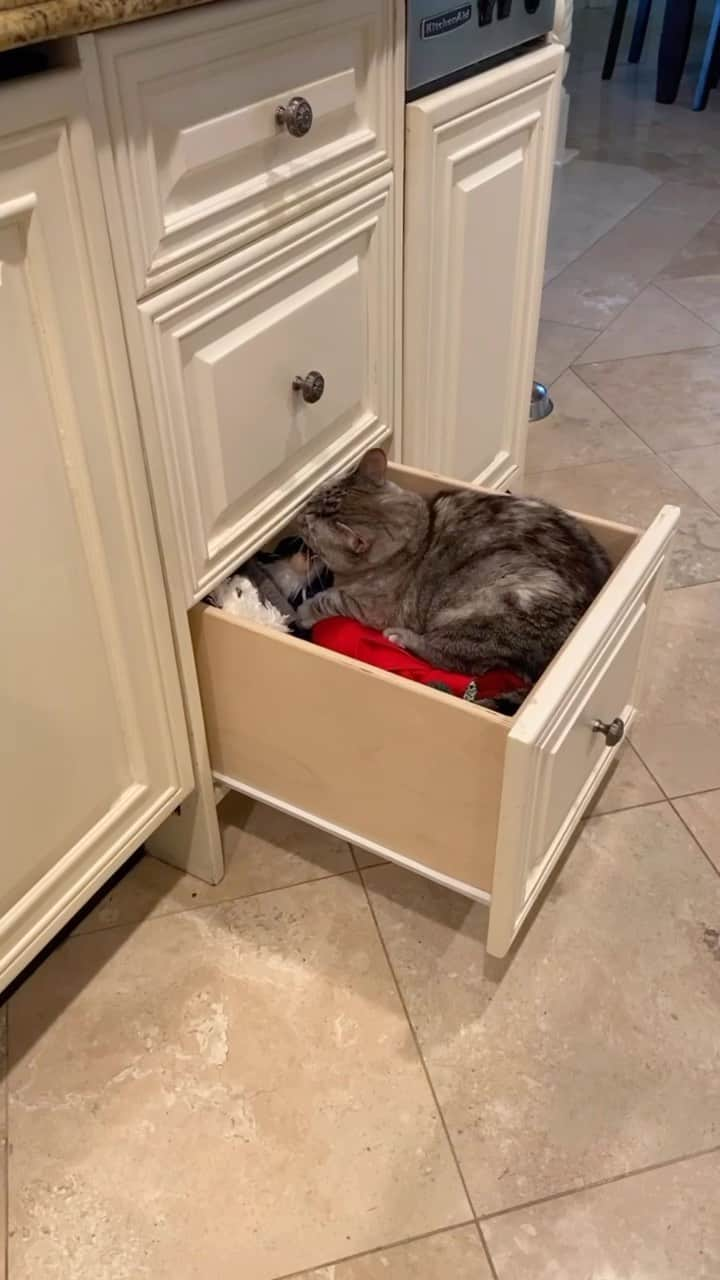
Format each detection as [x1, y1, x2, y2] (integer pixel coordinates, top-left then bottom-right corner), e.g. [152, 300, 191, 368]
[657, 0, 697, 104]
[710, 12, 720, 87]
[629, 0, 653, 62]
[603, 0, 630, 79]
[693, 0, 720, 110]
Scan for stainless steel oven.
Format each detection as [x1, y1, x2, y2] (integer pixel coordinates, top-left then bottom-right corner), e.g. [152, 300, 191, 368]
[407, 0, 556, 97]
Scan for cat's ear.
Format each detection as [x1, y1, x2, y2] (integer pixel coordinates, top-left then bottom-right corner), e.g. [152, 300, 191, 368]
[336, 522, 369, 555]
[356, 448, 387, 485]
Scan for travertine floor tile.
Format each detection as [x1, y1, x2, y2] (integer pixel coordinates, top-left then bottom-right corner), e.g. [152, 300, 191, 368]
[543, 160, 661, 283]
[663, 443, 720, 515]
[74, 797, 354, 934]
[588, 742, 662, 815]
[483, 1151, 720, 1279]
[364, 805, 720, 1215]
[674, 790, 720, 874]
[523, 454, 720, 588]
[632, 583, 720, 796]
[657, 218, 720, 331]
[541, 183, 720, 329]
[8, 876, 469, 1279]
[296, 1225, 490, 1279]
[658, 275, 720, 333]
[579, 346, 720, 451]
[533, 320, 596, 385]
[525, 369, 649, 472]
[575, 284, 720, 364]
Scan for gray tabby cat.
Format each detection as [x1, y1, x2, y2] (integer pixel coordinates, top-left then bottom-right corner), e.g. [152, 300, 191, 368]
[296, 449, 611, 681]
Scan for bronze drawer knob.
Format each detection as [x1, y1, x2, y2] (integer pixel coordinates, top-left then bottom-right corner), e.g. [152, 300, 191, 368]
[592, 716, 625, 747]
[292, 370, 325, 404]
[275, 96, 313, 137]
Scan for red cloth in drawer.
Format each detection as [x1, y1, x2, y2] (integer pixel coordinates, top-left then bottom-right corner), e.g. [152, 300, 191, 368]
[312, 617, 527, 701]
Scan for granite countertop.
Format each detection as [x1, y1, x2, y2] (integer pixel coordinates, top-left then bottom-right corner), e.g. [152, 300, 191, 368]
[0, 0, 219, 53]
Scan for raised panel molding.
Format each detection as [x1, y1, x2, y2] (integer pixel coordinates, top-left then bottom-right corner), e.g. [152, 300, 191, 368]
[403, 44, 563, 488]
[89, 0, 396, 294]
[488, 505, 679, 957]
[140, 176, 394, 602]
[0, 74, 192, 989]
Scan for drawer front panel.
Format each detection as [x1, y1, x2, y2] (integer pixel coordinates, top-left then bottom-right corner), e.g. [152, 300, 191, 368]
[488, 504, 680, 957]
[192, 604, 508, 893]
[92, 0, 396, 292]
[141, 180, 394, 602]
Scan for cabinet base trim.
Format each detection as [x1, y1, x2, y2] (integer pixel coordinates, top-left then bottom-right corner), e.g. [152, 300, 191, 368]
[212, 771, 492, 905]
[0, 783, 184, 993]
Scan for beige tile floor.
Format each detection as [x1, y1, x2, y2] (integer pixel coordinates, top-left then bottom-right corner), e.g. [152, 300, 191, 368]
[5, 11, 720, 1279]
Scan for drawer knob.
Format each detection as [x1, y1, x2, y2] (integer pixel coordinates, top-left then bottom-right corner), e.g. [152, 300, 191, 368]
[275, 96, 314, 138]
[592, 716, 625, 747]
[292, 370, 325, 404]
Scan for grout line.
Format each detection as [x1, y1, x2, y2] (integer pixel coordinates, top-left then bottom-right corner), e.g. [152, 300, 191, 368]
[568, 363, 668, 456]
[663, 578, 720, 592]
[624, 738, 670, 802]
[351, 848, 387, 872]
[660, 437, 720, 457]
[666, 781, 720, 802]
[273, 1221, 477, 1280]
[669, 799, 720, 883]
[585, 795, 667, 821]
[660, 452, 720, 518]
[544, 173, 685, 297]
[475, 1222, 500, 1279]
[66, 866, 363, 941]
[543, 168, 720, 361]
[608, 743, 720, 882]
[544, 175, 720, 331]
[478, 1142, 720, 1224]
[653, 278, 720, 340]
[356, 867, 480, 1219]
[573, 336, 720, 372]
[524, 447, 651, 483]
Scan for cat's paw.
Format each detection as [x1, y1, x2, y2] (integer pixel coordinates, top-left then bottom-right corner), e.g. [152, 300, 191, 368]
[383, 627, 417, 651]
[295, 599, 319, 631]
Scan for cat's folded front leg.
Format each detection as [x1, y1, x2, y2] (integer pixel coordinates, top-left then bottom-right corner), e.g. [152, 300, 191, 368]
[296, 588, 353, 631]
[384, 627, 426, 656]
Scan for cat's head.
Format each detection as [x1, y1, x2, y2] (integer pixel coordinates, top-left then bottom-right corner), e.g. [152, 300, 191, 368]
[297, 449, 427, 574]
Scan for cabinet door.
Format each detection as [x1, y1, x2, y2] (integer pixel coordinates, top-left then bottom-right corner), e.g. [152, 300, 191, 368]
[404, 44, 562, 489]
[0, 75, 192, 987]
[140, 177, 394, 602]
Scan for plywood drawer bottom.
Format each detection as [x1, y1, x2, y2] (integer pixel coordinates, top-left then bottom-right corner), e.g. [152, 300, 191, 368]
[191, 464, 679, 957]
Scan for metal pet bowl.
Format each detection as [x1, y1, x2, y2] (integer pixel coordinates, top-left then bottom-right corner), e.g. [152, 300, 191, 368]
[529, 379, 554, 422]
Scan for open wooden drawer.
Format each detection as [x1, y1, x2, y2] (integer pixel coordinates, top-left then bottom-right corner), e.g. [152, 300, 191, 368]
[191, 464, 679, 957]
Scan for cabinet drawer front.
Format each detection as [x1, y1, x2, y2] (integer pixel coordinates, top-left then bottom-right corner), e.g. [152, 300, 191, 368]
[191, 461, 678, 959]
[91, 0, 397, 293]
[141, 179, 394, 602]
[488, 504, 680, 957]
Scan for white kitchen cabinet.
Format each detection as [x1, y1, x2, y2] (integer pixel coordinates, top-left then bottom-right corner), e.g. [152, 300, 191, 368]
[403, 42, 563, 489]
[138, 176, 395, 602]
[0, 70, 192, 989]
[88, 0, 398, 295]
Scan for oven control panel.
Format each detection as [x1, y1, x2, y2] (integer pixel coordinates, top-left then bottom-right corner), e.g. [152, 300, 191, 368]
[407, 0, 555, 94]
